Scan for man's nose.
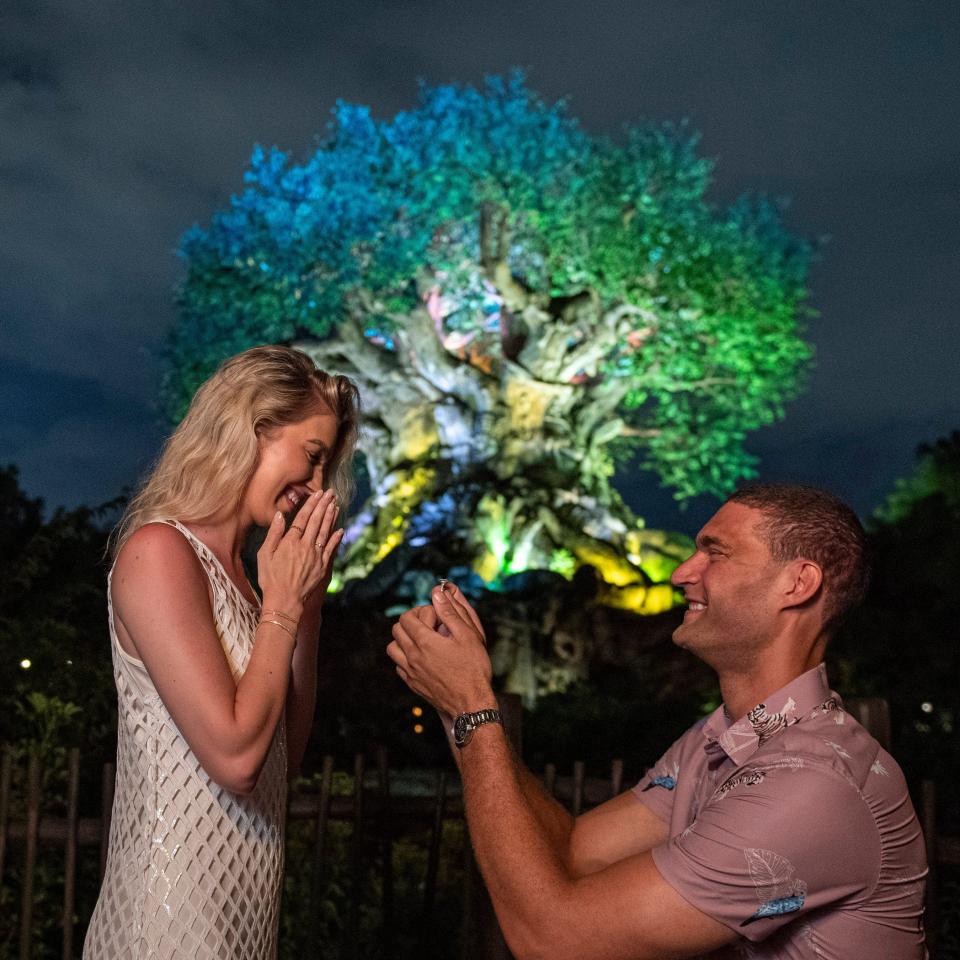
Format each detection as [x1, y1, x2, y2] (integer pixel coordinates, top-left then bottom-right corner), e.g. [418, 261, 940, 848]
[671, 553, 702, 586]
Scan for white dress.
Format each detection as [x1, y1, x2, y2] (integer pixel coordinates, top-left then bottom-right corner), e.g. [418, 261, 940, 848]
[83, 520, 287, 959]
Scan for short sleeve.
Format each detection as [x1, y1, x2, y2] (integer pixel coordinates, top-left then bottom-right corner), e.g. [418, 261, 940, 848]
[650, 759, 881, 942]
[632, 731, 690, 824]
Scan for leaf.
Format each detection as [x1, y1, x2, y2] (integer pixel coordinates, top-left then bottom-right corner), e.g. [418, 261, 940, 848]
[743, 848, 798, 903]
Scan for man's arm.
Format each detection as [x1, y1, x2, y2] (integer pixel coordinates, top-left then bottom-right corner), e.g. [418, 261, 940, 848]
[453, 718, 733, 960]
[443, 708, 669, 876]
[440, 709, 577, 857]
[388, 588, 734, 960]
[569, 789, 670, 877]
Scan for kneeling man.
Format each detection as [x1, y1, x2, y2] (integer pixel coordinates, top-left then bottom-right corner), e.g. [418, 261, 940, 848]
[388, 484, 928, 959]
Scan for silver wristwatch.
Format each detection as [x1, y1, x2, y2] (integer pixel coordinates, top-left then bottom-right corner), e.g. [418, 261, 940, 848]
[452, 708, 502, 749]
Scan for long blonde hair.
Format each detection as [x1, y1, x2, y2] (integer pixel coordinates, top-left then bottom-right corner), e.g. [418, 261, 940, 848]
[111, 345, 361, 558]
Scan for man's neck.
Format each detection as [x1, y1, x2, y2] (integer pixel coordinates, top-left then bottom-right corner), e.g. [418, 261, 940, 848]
[718, 647, 825, 721]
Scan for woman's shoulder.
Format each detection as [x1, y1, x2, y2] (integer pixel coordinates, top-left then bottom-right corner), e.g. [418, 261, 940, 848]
[114, 522, 205, 589]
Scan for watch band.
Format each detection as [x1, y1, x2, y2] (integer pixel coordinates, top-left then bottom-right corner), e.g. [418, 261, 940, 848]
[453, 708, 502, 749]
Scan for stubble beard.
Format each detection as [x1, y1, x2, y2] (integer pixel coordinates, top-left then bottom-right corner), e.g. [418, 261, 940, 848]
[672, 603, 769, 675]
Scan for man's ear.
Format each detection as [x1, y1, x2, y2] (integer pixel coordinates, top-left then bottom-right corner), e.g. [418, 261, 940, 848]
[780, 559, 824, 610]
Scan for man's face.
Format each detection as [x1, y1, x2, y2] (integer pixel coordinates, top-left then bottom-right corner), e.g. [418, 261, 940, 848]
[670, 502, 784, 670]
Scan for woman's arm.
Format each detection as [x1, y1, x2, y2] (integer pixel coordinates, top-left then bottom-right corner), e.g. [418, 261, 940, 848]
[113, 493, 339, 793]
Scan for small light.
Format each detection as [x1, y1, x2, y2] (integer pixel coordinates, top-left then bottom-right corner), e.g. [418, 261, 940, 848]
[411, 706, 423, 717]
[413, 723, 424, 735]
[20, 659, 31, 670]
[921, 702, 934, 714]
[66, 659, 73, 666]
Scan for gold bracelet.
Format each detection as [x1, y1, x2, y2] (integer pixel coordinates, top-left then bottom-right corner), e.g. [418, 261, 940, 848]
[257, 618, 297, 641]
[262, 608, 299, 624]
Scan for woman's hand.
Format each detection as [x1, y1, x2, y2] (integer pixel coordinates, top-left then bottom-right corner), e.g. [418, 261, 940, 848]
[257, 490, 344, 616]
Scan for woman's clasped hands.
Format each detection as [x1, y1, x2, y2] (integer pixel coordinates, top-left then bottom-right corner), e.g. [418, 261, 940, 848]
[257, 489, 344, 614]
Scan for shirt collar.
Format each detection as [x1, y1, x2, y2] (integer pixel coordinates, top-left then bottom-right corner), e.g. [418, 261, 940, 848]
[702, 663, 837, 768]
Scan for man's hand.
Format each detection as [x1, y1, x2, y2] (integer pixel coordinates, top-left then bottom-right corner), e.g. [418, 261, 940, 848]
[387, 583, 495, 718]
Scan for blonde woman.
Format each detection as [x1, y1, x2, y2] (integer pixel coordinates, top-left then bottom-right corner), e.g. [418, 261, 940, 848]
[83, 346, 360, 959]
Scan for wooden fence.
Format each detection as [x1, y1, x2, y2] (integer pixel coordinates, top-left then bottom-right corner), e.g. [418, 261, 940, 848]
[0, 746, 634, 960]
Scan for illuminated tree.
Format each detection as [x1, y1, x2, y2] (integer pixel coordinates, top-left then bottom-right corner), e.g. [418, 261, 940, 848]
[171, 74, 812, 678]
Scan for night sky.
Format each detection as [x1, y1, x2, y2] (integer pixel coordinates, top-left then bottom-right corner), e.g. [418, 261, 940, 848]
[2, 0, 958, 534]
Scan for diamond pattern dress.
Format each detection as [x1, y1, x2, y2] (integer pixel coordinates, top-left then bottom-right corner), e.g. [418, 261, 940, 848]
[83, 520, 287, 959]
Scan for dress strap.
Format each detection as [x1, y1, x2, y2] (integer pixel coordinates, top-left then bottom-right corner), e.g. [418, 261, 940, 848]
[152, 519, 260, 613]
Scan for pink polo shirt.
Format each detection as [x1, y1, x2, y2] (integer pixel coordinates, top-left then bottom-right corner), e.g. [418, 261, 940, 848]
[634, 664, 927, 959]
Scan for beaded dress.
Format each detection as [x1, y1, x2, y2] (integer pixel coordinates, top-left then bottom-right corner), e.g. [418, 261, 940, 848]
[83, 520, 287, 959]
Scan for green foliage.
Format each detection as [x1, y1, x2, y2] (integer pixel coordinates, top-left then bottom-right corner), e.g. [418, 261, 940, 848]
[874, 431, 960, 523]
[172, 73, 811, 499]
[0, 465, 118, 771]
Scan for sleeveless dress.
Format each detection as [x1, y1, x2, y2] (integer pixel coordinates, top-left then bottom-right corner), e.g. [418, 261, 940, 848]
[83, 520, 288, 959]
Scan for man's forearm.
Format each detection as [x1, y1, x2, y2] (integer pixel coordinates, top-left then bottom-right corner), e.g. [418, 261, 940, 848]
[442, 711, 575, 861]
[515, 764, 575, 862]
[458, 723, 575, 958]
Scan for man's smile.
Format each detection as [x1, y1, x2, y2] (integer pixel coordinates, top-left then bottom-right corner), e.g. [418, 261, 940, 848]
[683, 597, 707, 621]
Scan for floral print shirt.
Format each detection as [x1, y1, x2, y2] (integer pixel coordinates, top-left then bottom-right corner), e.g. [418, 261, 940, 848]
[634, 664, 928, 959]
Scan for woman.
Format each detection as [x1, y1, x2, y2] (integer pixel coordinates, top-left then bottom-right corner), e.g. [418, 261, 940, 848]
[83, 345, 360, 959]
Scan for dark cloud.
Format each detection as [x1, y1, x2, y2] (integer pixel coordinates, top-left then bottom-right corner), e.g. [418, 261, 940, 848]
[1, 0, 957, 519]
[0, 356, 163, 508]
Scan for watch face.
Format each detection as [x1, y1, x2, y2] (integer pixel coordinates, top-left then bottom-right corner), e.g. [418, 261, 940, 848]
[453, 714, 470, 747]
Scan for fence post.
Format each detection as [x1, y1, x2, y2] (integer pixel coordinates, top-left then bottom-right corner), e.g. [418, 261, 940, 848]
[346, 753, 365, 960]
[63, 748, 80, 960]
[571, 761, 585, 817]
[99, 761, 114, 880]
[0, 749, 12, 883]
[19, 753, 41, 960]
[376, 746, 394, 956]
[543, 763, 556, 797]
[420, 768, 448, 946]
[846, 697, 892, 751]
[462, 692, 523, 960]
[921, 780, 937, 954]
[308, 754, 334, 943]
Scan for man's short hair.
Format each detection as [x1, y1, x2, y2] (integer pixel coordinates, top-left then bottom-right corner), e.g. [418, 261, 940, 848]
[727, 484, 870, 634]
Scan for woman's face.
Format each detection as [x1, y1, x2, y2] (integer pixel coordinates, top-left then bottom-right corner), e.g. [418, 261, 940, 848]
[243, 409, 341, 527]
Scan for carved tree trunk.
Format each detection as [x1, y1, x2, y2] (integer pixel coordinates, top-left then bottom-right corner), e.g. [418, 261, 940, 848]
[296, 277, 691, 702]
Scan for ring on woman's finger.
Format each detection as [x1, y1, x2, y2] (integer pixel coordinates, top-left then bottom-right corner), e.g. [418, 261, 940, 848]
[291, 525, 306, 534]
[314, 538, 324, 550]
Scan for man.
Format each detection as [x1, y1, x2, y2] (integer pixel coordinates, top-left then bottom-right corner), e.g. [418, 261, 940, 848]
[387, 485, 928, 959]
